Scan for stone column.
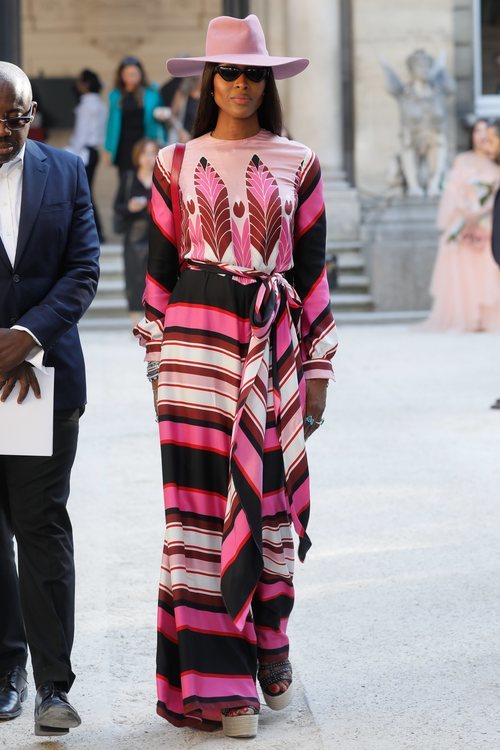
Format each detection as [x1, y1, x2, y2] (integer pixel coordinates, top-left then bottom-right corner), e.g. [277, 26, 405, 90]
[0, 0, 21, 65]
[285, 0, 360, 241]
[286, 0, 346, 187]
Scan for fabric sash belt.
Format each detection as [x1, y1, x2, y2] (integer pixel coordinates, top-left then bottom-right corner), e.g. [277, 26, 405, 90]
[184, 261, 312, 630]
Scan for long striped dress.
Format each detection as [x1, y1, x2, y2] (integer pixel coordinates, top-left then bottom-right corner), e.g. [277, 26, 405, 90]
[135, 129, 338, 731]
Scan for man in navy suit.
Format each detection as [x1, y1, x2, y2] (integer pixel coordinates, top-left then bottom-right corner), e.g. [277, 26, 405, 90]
[0, 62, 99, 735]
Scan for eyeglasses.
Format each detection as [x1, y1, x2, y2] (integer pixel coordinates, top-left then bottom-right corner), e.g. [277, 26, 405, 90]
[0, 103, 35, 131]
[214, 65, 269, 83]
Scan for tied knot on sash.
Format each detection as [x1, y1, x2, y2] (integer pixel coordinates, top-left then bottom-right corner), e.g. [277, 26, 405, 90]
[250, 271, 302, 341]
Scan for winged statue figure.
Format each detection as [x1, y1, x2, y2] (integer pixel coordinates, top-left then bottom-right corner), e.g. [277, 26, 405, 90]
[381, 49, 456, 196]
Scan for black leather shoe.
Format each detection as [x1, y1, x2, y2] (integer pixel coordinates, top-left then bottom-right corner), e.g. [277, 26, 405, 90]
[34, 682, 81, 737]
[0, 666, 28, 720]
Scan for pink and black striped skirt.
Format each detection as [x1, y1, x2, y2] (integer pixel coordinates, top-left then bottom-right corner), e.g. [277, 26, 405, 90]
[155, 266, 299, 731]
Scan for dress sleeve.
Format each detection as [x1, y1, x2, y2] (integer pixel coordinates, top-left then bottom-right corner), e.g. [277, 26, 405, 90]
[292, 150, 338, 380]
[133, 146, 179, 360]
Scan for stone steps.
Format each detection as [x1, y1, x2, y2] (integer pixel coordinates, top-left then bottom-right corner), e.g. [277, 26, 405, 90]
[337, 253, 366, 273]
[328, 239, 374, 312]
[95, 278, 126, 297]
[80, 315, 131, 330]
[81, 244, 127, 326]
[337, 273, 371, 293]
[331, 292, 374, 312]
[334, 310, 427, 325]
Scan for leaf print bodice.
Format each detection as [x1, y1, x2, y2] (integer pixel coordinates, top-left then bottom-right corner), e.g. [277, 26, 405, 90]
[160, 129, 313, 273]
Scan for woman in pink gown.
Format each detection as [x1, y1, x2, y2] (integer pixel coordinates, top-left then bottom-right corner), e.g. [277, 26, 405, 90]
[425, 119, 500, 331]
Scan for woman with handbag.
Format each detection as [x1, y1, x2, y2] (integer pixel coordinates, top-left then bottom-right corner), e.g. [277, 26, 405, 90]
[114, 137, 159, 324]
[134, 14, 338, 739]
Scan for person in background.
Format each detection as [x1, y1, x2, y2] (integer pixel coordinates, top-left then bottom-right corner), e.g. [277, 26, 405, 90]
[104, 56, 163, 178]
[154, 75, 201, 144]
[0, 61, 99, 737]
[423, 118, 500, 331]
[159, 75, 182, 108]
[67, 69, 107, 243]
[27, 85, 46, 142]
[114, 137, 159, 325]
[168, 75, 201, 142]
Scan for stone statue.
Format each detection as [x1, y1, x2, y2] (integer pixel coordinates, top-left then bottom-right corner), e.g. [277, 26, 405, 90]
[381, 49, 455, 197]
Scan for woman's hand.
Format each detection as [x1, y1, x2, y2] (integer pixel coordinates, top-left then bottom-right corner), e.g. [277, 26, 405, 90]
[153, 106, 172, 123]
[128, 196, 148, 213]
[304, 378, 328, 440]
[102, 150, 112, 167]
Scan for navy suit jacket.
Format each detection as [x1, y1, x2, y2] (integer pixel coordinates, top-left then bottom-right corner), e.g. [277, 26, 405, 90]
[493, 190, 500, 267]
[0, 140, 100, 410]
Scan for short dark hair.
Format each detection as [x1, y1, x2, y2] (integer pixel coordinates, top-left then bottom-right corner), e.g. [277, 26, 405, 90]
[79, 69, 102, 94]
[192, 62, 283, 139]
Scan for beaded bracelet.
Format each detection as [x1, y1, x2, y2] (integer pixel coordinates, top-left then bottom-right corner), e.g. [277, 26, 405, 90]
[147, 361, 160, 382]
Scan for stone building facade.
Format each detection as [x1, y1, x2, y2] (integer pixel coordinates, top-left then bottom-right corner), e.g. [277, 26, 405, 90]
[9, 0, 500, 312]
[18, 0, 495, 192]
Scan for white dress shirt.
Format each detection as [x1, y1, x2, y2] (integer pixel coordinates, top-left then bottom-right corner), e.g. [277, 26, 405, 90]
[67, 93, 107, 166]
[0, 144, 44, 370]
[0, 143, 24, 265]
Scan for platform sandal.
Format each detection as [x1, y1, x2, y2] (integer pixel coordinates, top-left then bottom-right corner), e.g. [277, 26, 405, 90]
[258, 659, 293, 711]
[221, 706, 259, 738]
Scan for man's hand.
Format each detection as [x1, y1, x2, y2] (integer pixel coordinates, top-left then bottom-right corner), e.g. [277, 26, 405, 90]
[0, 362, 41, 404]
[304, 378, 328, 440]
[0, 329, 36, 372]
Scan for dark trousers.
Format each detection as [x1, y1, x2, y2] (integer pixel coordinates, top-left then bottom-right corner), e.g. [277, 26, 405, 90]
[85, 146, 104, 242]
[0, 409, 80, 690]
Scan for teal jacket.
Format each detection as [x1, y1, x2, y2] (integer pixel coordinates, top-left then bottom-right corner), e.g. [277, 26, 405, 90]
[104, 85, 164, 160]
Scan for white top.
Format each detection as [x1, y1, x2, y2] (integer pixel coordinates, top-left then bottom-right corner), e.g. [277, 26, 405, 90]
[0, 143, 24, 266]
[67, 92, 107, 165]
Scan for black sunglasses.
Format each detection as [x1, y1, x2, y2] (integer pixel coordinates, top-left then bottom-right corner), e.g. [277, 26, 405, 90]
[0, 103, 35, 131]
[214, 65, 269, 83]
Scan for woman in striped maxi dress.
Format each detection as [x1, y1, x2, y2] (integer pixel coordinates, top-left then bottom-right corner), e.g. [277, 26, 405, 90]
[134, 14, 338, 739]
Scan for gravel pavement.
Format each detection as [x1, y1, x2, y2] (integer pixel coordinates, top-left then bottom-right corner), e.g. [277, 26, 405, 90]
[1, 324, 499, 750]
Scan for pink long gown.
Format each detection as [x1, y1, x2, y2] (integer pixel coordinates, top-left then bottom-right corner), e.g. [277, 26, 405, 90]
[425, 150, 500, 331]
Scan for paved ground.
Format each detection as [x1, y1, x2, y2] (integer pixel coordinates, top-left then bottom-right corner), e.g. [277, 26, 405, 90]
[2, 324, 500, 750]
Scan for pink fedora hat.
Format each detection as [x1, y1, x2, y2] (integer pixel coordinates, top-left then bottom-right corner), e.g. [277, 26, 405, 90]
[167, 14, 309, 80]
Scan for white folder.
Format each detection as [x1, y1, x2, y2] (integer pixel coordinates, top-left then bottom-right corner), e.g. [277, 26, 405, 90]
[0, 367, 54, 456]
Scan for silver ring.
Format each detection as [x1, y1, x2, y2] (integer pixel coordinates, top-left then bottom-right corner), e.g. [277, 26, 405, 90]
[304, 415, 315, 427]
[315, 418, 324, 426]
